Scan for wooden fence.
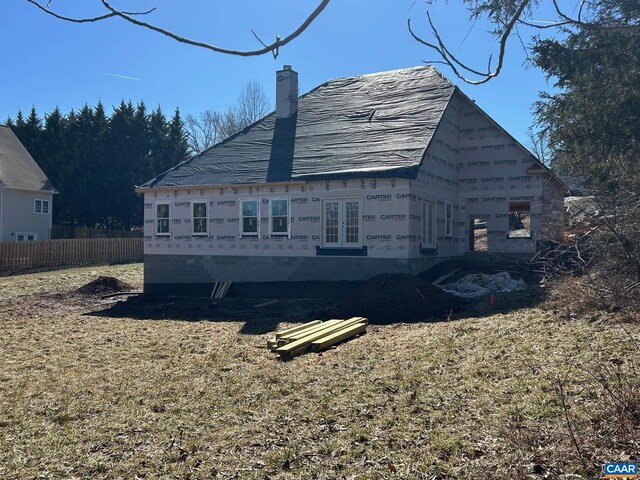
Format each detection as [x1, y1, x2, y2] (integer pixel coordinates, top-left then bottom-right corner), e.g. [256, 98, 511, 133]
[0, 238, 143, 274]
[50, 224, 143, 239]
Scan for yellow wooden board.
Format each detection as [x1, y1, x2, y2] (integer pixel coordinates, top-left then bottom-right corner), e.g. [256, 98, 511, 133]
[310, 323, 367, 352]
[274, 320, 322, 339]
[275, 317, 367, 357]
[277, 320, 344, 346]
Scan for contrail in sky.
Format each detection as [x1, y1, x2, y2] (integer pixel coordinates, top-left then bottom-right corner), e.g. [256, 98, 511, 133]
[99, 72, 140, 81]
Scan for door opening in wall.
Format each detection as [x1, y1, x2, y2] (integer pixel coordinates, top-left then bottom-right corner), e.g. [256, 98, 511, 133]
[469, 218, 488, 251]
[508, 202, 532, 238]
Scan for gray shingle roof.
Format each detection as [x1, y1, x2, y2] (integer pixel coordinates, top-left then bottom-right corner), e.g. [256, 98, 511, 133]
[0, 125, 56, 192]
[141, 66, 456, 188]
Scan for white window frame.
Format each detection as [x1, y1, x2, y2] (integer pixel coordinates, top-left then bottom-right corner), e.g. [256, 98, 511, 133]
[34, 199, 49, 214]
[422, 199, 436, 249]
[17, 232, 37, 241]
[269, 197, 290, 236]
[192, 201, 208, 236]
[156, 202, 171, 236]
[321, 198, 362, 248]
[240, 198, 260, 237]
[445, 202, 453, 237]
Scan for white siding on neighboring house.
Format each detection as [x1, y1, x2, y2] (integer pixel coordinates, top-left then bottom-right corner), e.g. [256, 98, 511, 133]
[0, 189, 53, 241]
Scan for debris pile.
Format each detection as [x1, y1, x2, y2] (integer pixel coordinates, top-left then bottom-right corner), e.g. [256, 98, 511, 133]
[340, 273, 462, 323]
[565, 196, 600, 226]
[267, 317, 367, 359]
[76, 276, 133, 295]
[440, 272, 526, 298]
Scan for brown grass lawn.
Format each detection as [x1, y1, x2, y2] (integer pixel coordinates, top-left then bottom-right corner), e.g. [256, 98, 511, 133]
[0, 264, 638, 479]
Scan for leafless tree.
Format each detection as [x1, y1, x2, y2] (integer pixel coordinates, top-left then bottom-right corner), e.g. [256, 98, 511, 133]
[26, 0, 329, 59]
[185, 81, 271, 154]
[527, 127, 551, 165]
[185, 111, 223, 155]
[235, 80, 270, 128]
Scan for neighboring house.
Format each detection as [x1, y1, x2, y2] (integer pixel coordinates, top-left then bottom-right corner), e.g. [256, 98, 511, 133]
[139, 66, 567, 296]
[0, 125, 56, 241]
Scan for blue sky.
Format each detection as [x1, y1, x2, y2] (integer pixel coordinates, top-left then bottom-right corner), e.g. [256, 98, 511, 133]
[1, 0, 560, 146]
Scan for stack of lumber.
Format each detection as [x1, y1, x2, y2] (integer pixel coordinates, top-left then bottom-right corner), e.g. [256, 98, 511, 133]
[267, 317, 367, 358]
[210, 281, 231, 299]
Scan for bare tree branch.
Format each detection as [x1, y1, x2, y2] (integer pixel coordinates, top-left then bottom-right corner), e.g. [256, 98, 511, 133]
[517, 18, 571, 29]
[26, 0, 155, 23]
[410, 0, 639, 85]
[408, 0, 531, 85]
[550, 0, 640, 30]
[100, 0, 329, 58]
[27, 0, 329, 58]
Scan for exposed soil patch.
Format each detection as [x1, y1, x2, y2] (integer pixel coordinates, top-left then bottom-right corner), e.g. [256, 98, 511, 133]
[76, 276, 133, 295]
[337, 273, 465, 323]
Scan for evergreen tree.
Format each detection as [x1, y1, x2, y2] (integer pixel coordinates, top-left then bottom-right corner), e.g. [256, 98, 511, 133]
[533, 10, 640, 186]
[5, 100, 188, 230]
[92, 101, 111, 226]
[147, 106, 169, 181]
[41, 107, 66, 223]
[22, 107, 43, 162]
[107, 100, 142, 229]
[164, 108, 189, 173]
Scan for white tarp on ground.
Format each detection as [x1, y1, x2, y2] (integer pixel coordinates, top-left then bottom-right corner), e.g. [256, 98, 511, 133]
[440, 272, 527, 298]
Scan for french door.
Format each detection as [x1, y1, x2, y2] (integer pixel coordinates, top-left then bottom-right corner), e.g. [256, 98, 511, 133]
[422, 200, 436, 248]
[322, 198, 362, 247]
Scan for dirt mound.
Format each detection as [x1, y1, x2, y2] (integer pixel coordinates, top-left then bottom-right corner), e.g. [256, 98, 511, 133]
[338, 273, 464, 323]
[76, 276, 133, 295]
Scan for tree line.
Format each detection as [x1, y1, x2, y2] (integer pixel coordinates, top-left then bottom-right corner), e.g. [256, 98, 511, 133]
[5, 102, 189, 230]
[4, 81, 270, 230]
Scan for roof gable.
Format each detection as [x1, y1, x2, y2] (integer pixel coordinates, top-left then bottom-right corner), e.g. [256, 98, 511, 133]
[0, 125, 56, 192]
[142, 66, 455, 188]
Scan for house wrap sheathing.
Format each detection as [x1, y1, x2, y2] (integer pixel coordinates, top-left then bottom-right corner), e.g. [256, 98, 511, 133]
[139, 66, 567, 297]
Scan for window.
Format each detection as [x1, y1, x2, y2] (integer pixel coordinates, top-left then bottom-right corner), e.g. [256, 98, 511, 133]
[445, 202, 453, 237]
[322, 198, 361, 247]
[156, 203, 170, 235]
[17, 233, 37, 241]
[508, 202, 531, 238]
[422, 200, 436, 248]
[192, 202, 208, 235]
[270, 198, 289, 235]
[324, 201, 339, 244]
[34, 199, 49, 214]
[241, 199, 259, 235]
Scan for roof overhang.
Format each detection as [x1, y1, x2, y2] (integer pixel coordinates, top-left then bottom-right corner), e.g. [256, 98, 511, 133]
[135, 180, 307, 193]
[1, 185, 58, 195]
